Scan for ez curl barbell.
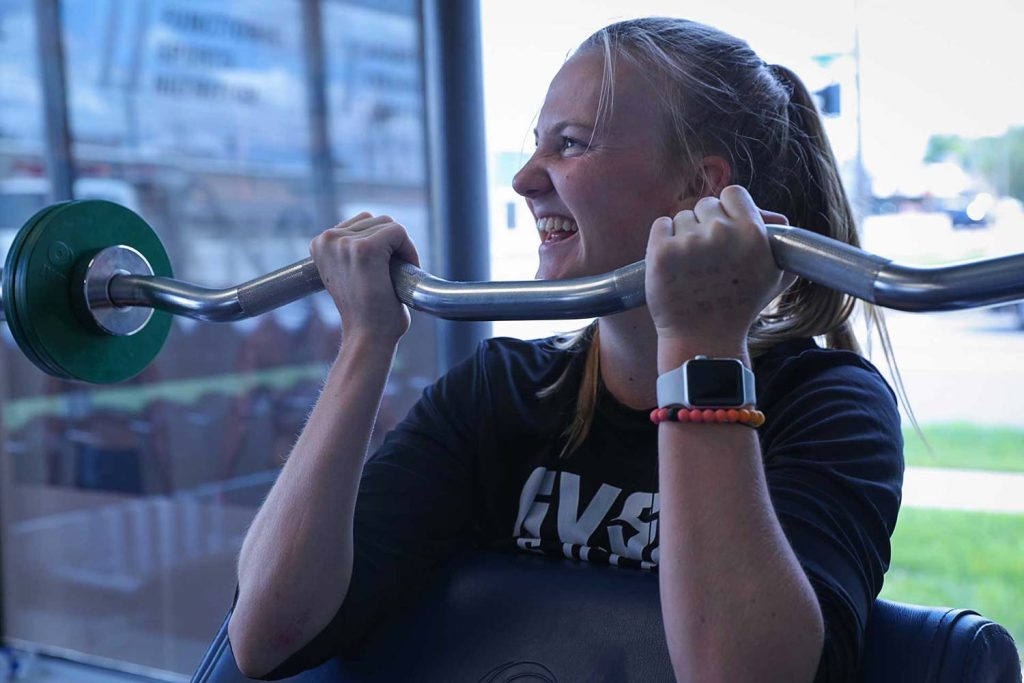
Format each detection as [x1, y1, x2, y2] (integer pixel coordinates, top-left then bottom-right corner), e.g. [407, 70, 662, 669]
[2, 199, 1023, 384]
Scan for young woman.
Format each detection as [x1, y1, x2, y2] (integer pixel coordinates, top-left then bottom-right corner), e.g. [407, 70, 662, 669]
[228, 17, 904, 682]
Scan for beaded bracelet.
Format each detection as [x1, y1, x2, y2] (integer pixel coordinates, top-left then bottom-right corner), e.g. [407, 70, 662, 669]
[649, 406, 766, 428]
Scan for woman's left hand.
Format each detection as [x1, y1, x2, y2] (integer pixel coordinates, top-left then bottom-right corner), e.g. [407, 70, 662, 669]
[645, 185, 796, 347]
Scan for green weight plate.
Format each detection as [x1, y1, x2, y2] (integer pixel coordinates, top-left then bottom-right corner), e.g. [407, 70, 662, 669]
[13, 200, 173, 384]
[13, 202, 94, 378]
[10, 201, 108, 379]
[4, 204, 53, 372]
[15, 202, 99, 379]
[4, 202, 69, 377]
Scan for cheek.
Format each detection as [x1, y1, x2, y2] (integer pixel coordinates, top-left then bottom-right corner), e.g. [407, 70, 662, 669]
[558, 157, 678, 226]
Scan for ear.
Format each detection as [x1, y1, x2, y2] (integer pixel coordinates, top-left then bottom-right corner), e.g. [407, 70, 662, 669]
[698, 155, 732, 197]
[673, 156, 734, 210]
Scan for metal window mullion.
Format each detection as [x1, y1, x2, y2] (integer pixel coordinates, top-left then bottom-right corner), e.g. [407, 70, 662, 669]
[301, 0, 338, 234]
[34, 0, 75, 201]
[421, 0, 491, 373]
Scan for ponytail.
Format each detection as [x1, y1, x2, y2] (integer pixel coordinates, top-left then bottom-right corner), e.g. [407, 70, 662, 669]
[748, 63, 861, 357]
[536, 18, 927, 460]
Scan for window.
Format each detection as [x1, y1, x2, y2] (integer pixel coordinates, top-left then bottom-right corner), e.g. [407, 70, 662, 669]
[0, 0, 434, 676]
[482, 0, 1024, 655]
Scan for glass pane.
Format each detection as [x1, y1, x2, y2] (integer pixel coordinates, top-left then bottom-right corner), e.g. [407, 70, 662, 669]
[0, 0, 46, 257]
[1, 0, 435, 676]
[482, 0, 1024, 658]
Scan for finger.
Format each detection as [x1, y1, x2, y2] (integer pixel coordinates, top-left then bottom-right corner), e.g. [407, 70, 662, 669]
[334, 214, 393, 234]
[348, 223, 421, 268]
[332, 211, 373, 230]
[670, 209, 699, 237]
[647, 216, 675, 249]
[718, 185, 760, 222]
[381, 223, 421, 268]
[760, 209, 790, 226]
[692, 195, 724, 223]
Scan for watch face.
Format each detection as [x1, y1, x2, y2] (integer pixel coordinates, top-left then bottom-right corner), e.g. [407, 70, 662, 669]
[686, 359, 745, 407]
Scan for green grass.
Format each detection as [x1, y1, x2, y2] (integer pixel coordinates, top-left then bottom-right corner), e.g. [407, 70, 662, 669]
[903, 422, 1024, 472]
[880, 507, 1024, 652]
[2, 362, 330, 431]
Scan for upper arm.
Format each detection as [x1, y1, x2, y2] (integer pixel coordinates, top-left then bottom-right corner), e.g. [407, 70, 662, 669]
[760, 357, 904, 682]
[252, 344, 487, 680]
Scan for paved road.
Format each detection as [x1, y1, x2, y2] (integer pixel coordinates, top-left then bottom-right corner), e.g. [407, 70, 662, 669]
[903, 466, 1024, 513]
[871, 307, 1024, 427]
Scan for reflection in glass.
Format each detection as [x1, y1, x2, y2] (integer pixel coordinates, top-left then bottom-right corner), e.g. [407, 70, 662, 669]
[1, 0, 435, 676]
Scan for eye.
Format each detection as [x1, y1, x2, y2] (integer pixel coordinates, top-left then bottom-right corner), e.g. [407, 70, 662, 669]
[560, 136, 582, 152]
[533, 135, 587, 153]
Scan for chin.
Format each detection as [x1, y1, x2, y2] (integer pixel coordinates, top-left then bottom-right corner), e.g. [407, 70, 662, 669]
[535, 262, 573, 281]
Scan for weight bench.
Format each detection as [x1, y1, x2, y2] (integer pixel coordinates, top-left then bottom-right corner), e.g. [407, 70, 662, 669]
[191, 550, 1021, 682]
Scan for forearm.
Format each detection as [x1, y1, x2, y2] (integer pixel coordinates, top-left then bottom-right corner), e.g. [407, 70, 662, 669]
[230, 335, 397, 675]
[657, 340, 823, 683]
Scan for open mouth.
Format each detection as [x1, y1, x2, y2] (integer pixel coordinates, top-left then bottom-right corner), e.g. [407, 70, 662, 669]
[537, 216, 579, 246]
[544, 230, 577, 244]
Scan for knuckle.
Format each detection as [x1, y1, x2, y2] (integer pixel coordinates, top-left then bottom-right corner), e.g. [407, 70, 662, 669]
[349, 239, 375, 258]
[677, 231, 700, 247]
[708, 216, 730, 232]
[653, 247, 678, 271]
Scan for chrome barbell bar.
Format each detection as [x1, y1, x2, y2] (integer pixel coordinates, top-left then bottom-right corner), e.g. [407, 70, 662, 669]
[96, 224, 1024, 328]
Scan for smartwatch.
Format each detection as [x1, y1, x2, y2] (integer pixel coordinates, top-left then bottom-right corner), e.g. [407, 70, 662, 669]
[656, 355, 756, 409]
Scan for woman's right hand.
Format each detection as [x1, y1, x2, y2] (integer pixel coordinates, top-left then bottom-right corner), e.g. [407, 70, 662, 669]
[309, 212, 421, 345]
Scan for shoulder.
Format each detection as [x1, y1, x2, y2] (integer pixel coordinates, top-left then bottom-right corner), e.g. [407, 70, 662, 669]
[470, 332, 588, 384]
[754, 336, 898, 410]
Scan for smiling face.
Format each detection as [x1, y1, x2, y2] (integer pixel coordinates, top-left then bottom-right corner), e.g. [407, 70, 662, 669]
[513, 49, 690, 281]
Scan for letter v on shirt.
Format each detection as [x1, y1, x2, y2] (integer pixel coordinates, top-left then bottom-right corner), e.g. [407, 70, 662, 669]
[512, 466, 660, 571]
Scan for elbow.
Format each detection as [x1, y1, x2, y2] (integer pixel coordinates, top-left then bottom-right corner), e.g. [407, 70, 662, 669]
[228, 607, 300, 680]
[667, 601, 824, 683]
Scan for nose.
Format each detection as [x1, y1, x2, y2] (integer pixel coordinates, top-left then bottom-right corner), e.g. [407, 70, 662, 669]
[512, 152, 553, 199]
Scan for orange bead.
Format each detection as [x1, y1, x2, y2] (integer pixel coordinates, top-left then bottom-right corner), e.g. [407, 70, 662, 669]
[676, 408, 690, 422]
[702, 409, 715, 422]
[726, 409, 740, 422]
[738, 409, 751, 423]
[751, 412, 765, 427]
[687, 409, 701, 423]
[714, 409, 728, 422]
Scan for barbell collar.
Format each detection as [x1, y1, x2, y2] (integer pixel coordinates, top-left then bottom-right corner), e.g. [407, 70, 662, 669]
[82, 245, 156, 335]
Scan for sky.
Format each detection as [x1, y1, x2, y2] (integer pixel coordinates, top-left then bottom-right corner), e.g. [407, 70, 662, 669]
[480, 0, 1024, 193]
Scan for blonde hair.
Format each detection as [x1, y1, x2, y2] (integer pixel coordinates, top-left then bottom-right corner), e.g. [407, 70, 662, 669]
[537, 17, 924, 459]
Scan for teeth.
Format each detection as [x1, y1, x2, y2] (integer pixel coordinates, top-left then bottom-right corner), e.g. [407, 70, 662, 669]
[536, 217, 579, 233]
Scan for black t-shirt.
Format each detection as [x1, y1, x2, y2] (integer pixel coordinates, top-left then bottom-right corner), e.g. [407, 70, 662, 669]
[257, 332, 904, 681]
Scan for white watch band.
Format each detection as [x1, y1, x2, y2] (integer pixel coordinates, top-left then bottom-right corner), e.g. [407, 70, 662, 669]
[656, 356, 756, 408]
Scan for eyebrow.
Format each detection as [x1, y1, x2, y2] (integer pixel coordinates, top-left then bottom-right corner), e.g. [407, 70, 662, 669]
[533, 119, 595, 138]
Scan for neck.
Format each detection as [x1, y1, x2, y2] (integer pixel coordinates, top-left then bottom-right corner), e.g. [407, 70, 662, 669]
[596, 307, 661, 411]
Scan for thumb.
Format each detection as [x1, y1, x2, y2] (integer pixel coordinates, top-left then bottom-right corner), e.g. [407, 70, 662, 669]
[648, 215, 674, 243]
[760, 209, 789, 226]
